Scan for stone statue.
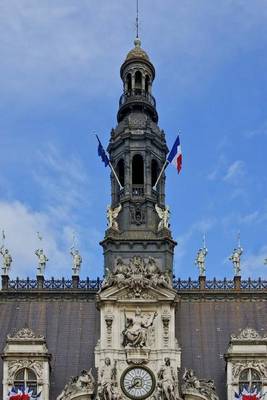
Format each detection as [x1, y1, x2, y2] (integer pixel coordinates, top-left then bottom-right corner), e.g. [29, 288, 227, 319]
[195, 247, 208, 277]
[35, 248, 48, 275]
[56, 369, 95, 400]
[70, 248, 82, 276]
[0, 246, 12, 275]
[122, 307, 157, 348]
[107, 204, 122, 230]
[98, 358, 120, 400]
[157, 358, 179, 400]
[229, 246, 243, 276]
[182, 369, 219, 400]
[155, 204, 170, 231]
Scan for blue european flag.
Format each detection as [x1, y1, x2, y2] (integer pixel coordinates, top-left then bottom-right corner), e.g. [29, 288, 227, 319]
[96, 135, 109, 167]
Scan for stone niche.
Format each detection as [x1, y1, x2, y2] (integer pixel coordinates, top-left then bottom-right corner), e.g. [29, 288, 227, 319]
[1, 327, 51, 400]
[225, 328, 267, 400]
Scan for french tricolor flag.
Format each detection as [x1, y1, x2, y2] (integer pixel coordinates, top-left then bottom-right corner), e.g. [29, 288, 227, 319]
[167, 135, 182, 174]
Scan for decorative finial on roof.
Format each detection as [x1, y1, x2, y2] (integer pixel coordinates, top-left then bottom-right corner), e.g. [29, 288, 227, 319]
[136, 0, 139, 39]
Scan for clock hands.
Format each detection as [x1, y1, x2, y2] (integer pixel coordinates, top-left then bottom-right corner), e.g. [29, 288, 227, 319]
[128, 379, 142, 390]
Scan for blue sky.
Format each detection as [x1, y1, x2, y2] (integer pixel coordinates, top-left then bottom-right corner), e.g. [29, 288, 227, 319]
[0, 0, 266, 279]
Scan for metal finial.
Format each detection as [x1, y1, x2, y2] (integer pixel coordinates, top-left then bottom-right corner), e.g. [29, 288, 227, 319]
[37, 231, 43, 242]
[2, 229, 5, 247]
[136, 0, 139, 39]
[237, 231, 241, 248]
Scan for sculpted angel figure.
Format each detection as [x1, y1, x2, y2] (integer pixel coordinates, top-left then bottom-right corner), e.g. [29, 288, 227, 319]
[35, 248, 48, 275]
[195, 247, 208, 276]
[107, 204, 122, 230]
[122, 307, 157, 348]
[157, 358, 178, 400]
[0, 246, 12, 275]
[155, 204, 170, 231]
[70, 248, 82, 276]
[229, 246, 243, 276]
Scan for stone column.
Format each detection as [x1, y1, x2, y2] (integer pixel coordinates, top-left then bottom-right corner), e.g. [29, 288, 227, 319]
[199, 275, 206, 290]
[37, 275, 44, 289]
[1, 275, 9, 290]
[234, 275, 241, 290]
[72, 275, 79, 289]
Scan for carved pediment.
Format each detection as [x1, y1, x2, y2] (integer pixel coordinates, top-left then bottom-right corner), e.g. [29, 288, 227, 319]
[98, 282, 177, 302]
[231, 328, 267, 341]
[7, 328, 44, 341]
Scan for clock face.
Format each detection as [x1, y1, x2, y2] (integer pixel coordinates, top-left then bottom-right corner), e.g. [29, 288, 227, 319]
[121, 366, 155, 399]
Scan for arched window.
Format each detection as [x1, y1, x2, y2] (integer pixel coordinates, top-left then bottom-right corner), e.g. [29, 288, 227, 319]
[134, 71, 142, 94]
[151, 159, 159, 187]
[126, 73, 132, 93]
[239, 369, 262, 393]
[145, 75, 150, 93]
[14, 368, 37, 394]
[132, 155, 144, 185]
[117, 158, 125, 187]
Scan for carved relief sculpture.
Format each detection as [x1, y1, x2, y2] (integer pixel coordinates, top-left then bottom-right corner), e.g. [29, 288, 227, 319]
[107, 204, 122, 231]
[56, 369, 95, 400]
[97, 358, 121, 400]
[155, 204, 170, 231]
[182, 369, 219, 400]
[122, 307, 157, 348]
[157, 358, 179, 400]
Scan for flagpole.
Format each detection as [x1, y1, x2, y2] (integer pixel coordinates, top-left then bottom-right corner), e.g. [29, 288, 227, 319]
[109, 161, 123, 191]
[152, 160, 169, 191]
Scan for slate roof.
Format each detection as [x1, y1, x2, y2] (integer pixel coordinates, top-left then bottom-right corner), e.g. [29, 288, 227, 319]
[0, 290, 266, 400]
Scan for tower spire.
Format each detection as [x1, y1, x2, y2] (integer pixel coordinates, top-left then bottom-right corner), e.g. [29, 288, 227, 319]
[136, 0, 139, 38]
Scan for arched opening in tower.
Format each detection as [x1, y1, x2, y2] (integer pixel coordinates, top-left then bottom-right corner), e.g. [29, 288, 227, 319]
[134, 71, 142, 95]
[132, 155, 144, 197]
[126, 73, 132, 93]
[151, 159, 159, 187]
[117, 158, 125, 187]
[145, 75, 150, 93]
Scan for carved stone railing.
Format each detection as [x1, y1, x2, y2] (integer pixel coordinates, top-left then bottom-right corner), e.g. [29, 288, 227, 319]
[119, 90, 156, 108]
[132, 185, 144, 197]
[1, 277, 267, 292]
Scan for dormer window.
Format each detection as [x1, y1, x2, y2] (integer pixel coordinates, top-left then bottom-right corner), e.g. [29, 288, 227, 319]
[14, 368, 38, 394]
[239, 368, 262, 392]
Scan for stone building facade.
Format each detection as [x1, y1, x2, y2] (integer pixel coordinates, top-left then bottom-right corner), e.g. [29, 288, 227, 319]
[0, 38, 267, 400]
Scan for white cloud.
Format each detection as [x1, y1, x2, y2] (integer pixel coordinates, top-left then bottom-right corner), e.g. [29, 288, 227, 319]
[223, 160, 245, 184]
[242, 245, 267, 278]
[0, 201, 69, 277]
[245, 120, 267, 138]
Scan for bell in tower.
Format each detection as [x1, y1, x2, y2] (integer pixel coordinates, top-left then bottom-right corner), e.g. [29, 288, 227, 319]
[101, 37, 176, 277]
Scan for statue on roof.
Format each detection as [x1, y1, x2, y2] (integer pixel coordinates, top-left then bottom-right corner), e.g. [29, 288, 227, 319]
[107, 204, 122, 231]
[195, 235, 208, 277]
[264, 258, 267, 265]
[0, 246, 12, 275]
[229, 246, 243, 276]
[35, 248, 48, 276]
[70, 248, 82, 276]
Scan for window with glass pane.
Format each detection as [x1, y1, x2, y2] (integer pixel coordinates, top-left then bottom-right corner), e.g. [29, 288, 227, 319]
[239, 368, 262, 392]
[14, 368, 37, 394]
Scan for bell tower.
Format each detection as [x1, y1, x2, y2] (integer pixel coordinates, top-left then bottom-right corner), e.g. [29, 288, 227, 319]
[95, 38, 181, 400]
[101, 38, 176, 276]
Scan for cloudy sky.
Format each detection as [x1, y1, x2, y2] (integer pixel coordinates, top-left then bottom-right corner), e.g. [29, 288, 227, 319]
[0, 0, 266, 279]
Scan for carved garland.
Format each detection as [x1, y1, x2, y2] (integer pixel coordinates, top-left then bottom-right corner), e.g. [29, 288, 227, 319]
[231, 328, 267, 341]
[8, 360, 43, 385]
[232, 361, 267, 381]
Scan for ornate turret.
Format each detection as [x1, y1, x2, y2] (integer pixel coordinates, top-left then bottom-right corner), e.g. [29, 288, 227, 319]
[101, 38, 176, 276]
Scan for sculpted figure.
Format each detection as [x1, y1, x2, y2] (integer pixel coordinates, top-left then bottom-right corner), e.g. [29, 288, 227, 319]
[70, 248, 82, 276]
[229, 246, 243, 276]
[98, 358, 120, 400]
[0, 246, 12, 275]
[158, 358, 178, 400]
[122, 307, 157, 348]
[195, 247, 208, 276]
[35, 248, 48, 275]
[107, 204, 122, 230]
[155, 204, 170, 231]
[182, 369, 219, 400]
